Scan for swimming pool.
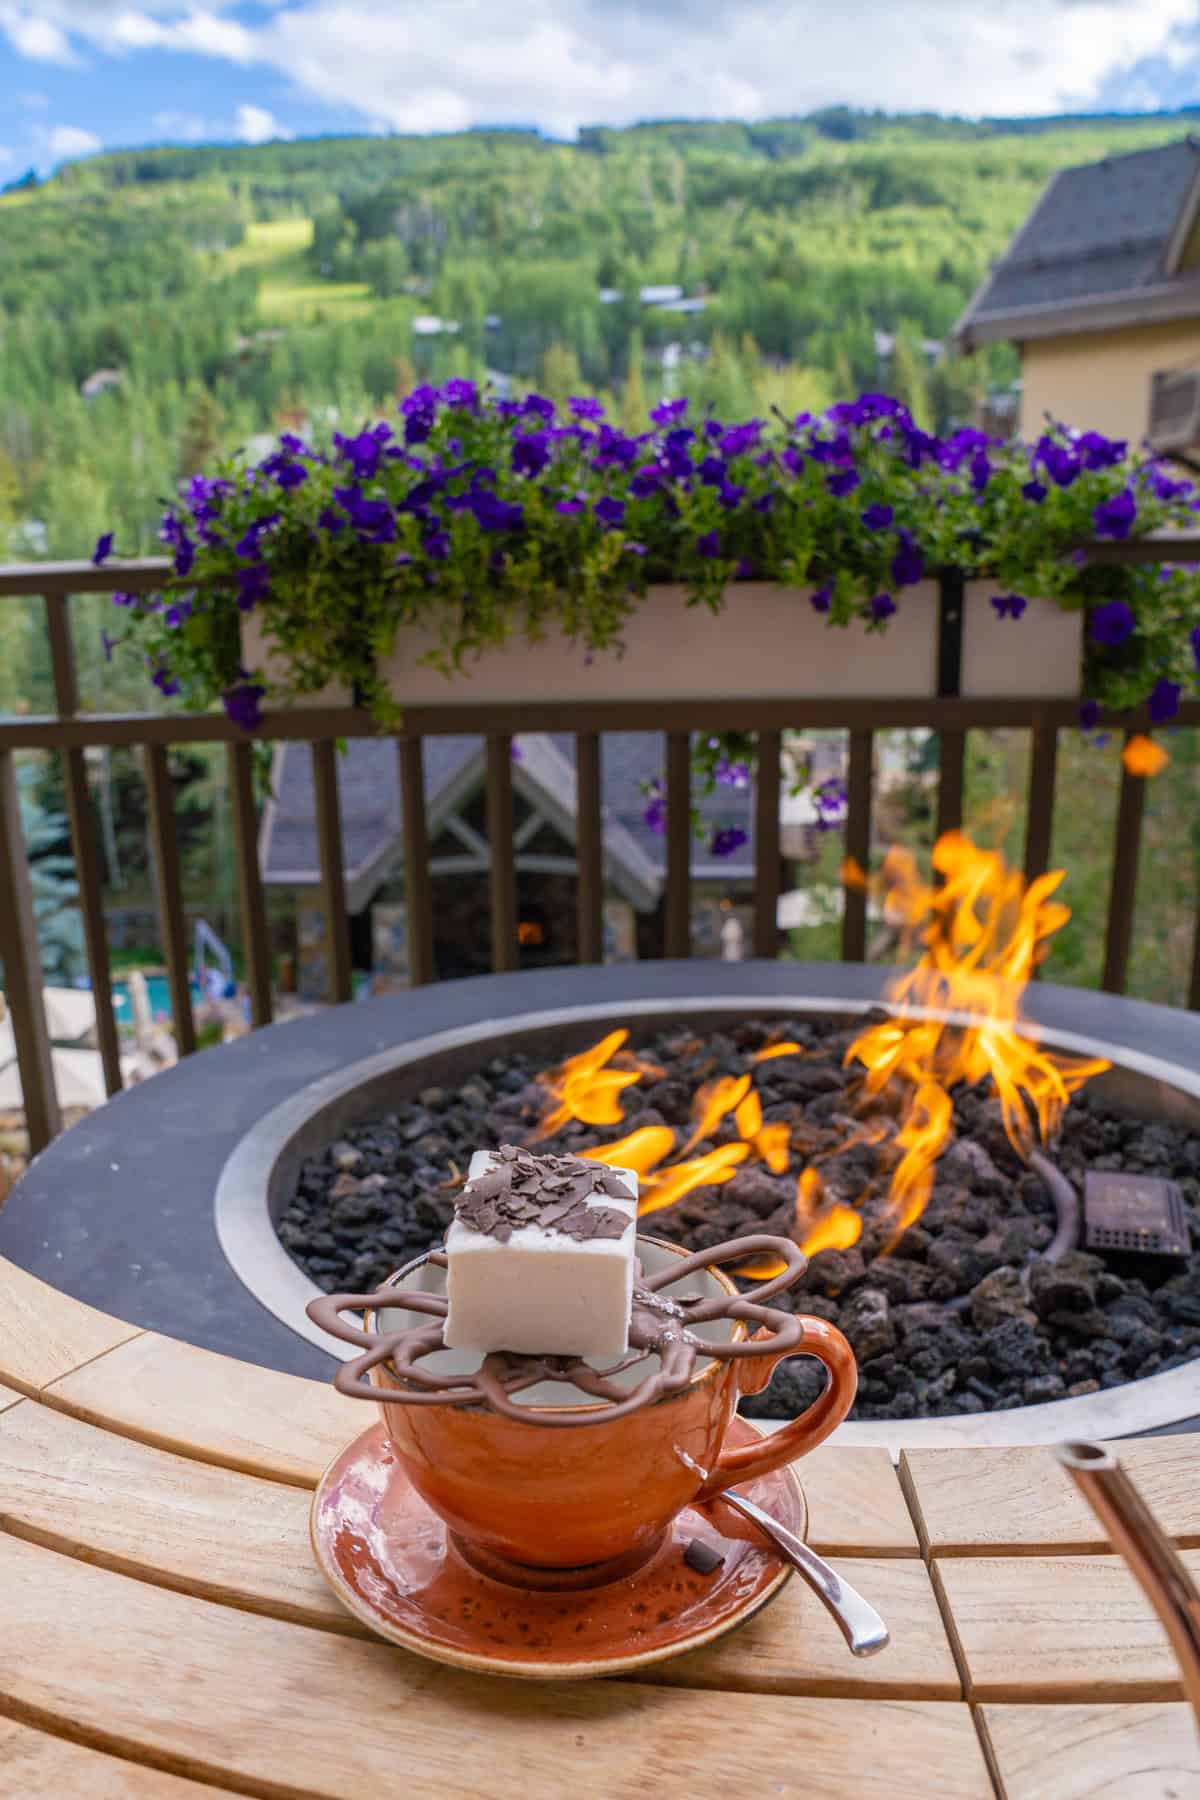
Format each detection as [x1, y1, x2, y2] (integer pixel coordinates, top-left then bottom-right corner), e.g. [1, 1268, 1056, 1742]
[111, 975, 197, 1023]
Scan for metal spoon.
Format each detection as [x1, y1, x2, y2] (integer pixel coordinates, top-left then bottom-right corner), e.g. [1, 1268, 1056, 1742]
[721, 1488, 891, 1657]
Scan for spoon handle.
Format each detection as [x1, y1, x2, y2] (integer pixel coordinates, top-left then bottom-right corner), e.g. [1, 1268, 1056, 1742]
[722, 1489, 890, 1658]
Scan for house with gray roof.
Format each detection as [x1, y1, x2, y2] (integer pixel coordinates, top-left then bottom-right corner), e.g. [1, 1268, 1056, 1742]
[954, 137, 1200, 446]
[260, 735, 763, 988]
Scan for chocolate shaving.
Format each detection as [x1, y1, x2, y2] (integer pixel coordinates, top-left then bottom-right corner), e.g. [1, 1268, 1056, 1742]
[684, 1539, 726, 1576]
[454, 1146, 634, 1245]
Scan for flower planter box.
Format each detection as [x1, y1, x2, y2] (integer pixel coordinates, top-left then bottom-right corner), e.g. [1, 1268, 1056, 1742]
[242, 580, 1083, 710]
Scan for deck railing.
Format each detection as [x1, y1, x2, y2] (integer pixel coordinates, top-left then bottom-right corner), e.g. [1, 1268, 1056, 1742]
[1, 540, 1198, 1154]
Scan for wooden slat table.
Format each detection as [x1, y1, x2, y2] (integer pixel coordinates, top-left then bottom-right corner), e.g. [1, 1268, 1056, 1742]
[1, 1254, 1198, 1798]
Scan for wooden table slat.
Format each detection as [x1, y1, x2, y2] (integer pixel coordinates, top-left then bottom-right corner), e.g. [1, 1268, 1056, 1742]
[0, 1393, 947, 1696]
[978, 1702, 1200, 1800]
[40, 1334, 918, 1557]
[42, 1329, 360, 1488]
[934, 1549, 1200, 1703]
[0, 1531, 992, 1800]
[0, 1718, 227, 1798]
[902, 1441, 1200, 1556]
[0, 1398, 357, 1635]
[0, 1259, 142, 1399]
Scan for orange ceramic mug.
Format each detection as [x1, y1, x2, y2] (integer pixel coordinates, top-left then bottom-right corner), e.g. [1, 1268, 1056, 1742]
[309, 1235, 856, 1580]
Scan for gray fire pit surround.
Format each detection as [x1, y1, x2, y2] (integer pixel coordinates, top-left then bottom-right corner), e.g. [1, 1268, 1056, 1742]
[3, 961, 1199, 1451]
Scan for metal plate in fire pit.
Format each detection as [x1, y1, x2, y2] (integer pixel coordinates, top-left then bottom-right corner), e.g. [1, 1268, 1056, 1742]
[1083, 1171, 1190, 1260]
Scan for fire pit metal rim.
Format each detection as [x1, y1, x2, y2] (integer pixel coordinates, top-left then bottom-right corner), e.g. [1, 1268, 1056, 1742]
[214, 992, 1200, 1453]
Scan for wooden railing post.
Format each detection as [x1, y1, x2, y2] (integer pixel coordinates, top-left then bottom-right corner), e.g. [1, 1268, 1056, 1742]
[142, 744, 197, 1055]
[485, 736, 518, 974]
[0, 749, 62, 1152]
[227, 742, 273, 1029]
[43, 592, 123, 1096]
[841, 729, 874, 962]
[1102, 732, 1149, 996]
[575, 732, 604, 965]
[752, 729, 782, 959]
[310, 741, 353, 1005]
[664, 732, 692, 958]
[397, 734, 435, 986]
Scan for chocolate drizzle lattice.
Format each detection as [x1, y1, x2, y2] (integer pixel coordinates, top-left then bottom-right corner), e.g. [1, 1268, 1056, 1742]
[307, 1233, 810, 1428]
[455, 1145, 634, 1245]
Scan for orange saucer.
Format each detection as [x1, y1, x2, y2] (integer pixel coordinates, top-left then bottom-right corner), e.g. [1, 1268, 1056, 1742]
[310, 1418, 806, 1680]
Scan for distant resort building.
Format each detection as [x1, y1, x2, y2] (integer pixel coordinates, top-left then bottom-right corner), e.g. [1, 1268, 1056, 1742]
[955, 137, 1200, 446]
[260, 735, 762, 994]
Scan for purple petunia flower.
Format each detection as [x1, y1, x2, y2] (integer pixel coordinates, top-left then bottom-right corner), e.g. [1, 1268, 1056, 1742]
[441, 378, 478, 410]
[1078, 699, 1100, 730]
[1035, 437, 1080, 489]
[826, 467, 861, 497]
[696, 529, 722, 559]
[274, 461, 308, 490]
[569, 396, 605, 421]
[710, 825, 748, 858]
[172, 534, 196, 579]
[1148, 468, 1194, 503]
[400, 384, 438, 445]
[222, 680, 266, 732]
[92, 532, 114, 567]
[1148, 678, 1181, 724]
[969, 450, 991, 496]
[1192, 624, 1200, 671]
[890, 530, 924, 588]
[813, 778, 848, 831]
[718, 482, 744, 509]
[163, 600, 193, 628]
[991, 594, 1027, 620]
[100, 629, 117, 663]
[1090, 599, 1135, 647]
[714, 758, 751, 789]
[522, 392, 555, 422]
[111, 591, 137, 608]
[868, 593, 896, 624]
[650, 397, 688, 426]
[469, 490, 524, 534]
[511, 431, 551, 477]
[1093, 488, 1137, 541]
[862, 503, 894, 531]
[555, 494, 586, 515]
[317, 507, 346, 535]
[624, 540, 648, 556]
[237, 563, 270, 612]
[332, 485, 396, 542]
[1022, 479, 1049, 504]
[423, 528, 451, 561]
[734, 556, 756, 579]
[150, 656, 180, 698]
[642, 780, 666, 835]
[810, 585, 832, 614]
[1076, 430, 1126, 471]
[594, 495, 626, 528]
[719, 422, 761, 458]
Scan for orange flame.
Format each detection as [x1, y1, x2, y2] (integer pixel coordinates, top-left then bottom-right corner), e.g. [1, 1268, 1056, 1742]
[528, 833, 1107, 1284]
[751, 1041, 804, 1063]
[578, 1126, 676, 1177]
[533, 1028, 653, 1137]
[680, 1073, 752, 1154]
[639, 1141, 751, 1217]
[845, 832, 1109, 1233]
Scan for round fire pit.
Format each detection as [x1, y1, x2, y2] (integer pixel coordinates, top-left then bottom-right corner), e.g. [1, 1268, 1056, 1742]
[4, 961, 1199, 1451]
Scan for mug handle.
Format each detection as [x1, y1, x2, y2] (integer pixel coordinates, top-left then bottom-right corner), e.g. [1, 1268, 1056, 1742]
[697, 1316, 857, 1501]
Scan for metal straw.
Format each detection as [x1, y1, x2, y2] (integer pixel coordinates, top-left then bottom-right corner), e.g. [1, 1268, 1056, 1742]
[1055, 1440, 1200, 1730]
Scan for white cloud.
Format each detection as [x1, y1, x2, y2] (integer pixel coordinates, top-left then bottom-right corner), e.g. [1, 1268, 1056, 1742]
[153, 109, 211, 141]
[0, 146, 12, 162]
[0, 9, 76, 63]
[3, 0, 1198, 135]
[248, 0, 1200, 136]
[235, 103, 292, 144]
[47, 124, 103, 159]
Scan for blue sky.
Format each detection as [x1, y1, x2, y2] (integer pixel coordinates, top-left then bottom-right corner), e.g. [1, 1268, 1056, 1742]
[1, 1, 1197, 174]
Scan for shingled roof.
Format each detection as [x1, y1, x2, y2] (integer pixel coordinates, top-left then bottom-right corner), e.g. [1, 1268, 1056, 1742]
[259, 733, 756, 913]
[955, 137, 1200, 349]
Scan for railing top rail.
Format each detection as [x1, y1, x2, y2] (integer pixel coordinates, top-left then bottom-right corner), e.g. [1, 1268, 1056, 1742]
[0, 530, 1198, 597]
